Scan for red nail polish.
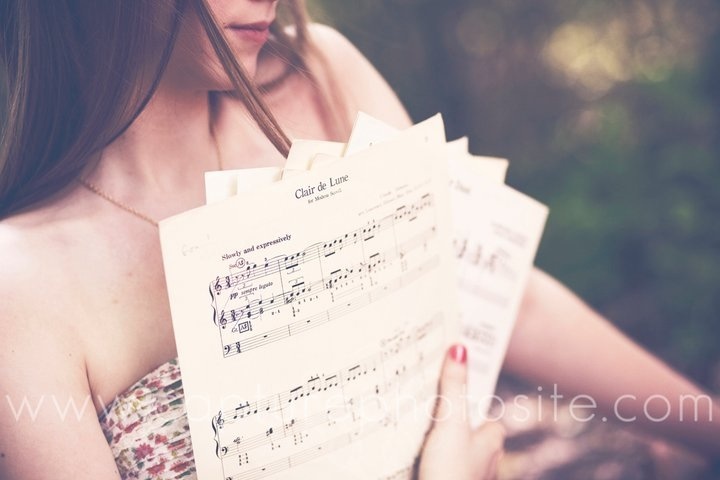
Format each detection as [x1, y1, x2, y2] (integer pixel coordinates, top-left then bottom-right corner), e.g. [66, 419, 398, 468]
[449, 344, 467, 364]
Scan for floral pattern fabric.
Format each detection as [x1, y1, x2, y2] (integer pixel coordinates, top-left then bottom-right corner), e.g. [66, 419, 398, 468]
[98, 359, 196, 479]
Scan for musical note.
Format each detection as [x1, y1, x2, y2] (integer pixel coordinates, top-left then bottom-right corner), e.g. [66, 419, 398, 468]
[208, 195, 436, 294]
[207, 196, 440, 360]
[210, 314, 444, 478]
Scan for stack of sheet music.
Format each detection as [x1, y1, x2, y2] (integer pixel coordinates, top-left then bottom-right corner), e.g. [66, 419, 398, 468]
[159, 113, 548, 480]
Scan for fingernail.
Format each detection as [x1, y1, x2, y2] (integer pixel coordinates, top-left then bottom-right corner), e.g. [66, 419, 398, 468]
[449, 344, 467, 364]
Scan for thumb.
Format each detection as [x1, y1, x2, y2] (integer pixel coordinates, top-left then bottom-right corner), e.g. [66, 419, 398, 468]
[432, 344, 468, 428]
[420, 344, 506, 480]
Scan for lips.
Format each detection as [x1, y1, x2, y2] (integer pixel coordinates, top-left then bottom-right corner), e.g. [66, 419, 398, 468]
[227, 21, 272, 44]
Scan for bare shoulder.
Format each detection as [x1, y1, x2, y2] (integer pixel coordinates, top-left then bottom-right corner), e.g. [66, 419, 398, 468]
[306, 23, 413, 129]
[0, 203, 91, 320]
[0, 208, 89, 388]
[0, 212, 68, 327]
[0, 211, 120, 478]
[0, 195, 105, 366]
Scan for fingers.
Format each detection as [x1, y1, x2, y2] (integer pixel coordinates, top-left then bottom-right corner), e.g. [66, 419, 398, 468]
[471, 421, 505, 453]
[471, 421, 506, 479]
[418, 344, 506, 480]
[432, 344, 468, 428]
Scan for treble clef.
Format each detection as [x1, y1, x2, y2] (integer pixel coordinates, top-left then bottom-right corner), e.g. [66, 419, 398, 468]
[211, 410, 225, 458]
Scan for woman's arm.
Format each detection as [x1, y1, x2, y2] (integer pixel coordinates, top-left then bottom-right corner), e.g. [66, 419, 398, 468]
[505, 268, 720, 458]
[0, 331, 122, 479]
[0, 232, 121, 479]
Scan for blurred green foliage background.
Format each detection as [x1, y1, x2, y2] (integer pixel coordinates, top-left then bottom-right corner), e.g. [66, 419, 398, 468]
[309, 0, 720, 388]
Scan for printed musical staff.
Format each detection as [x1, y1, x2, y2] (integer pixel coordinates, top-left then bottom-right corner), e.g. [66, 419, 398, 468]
[212, 315, 445, 480]
[210, 193, 440, 359]
[222, 255, 439, 357]
[210, 195, 436, 296]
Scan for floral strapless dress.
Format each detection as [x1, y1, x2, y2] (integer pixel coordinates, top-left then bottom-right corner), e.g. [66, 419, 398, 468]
[98, 359, 196, 479]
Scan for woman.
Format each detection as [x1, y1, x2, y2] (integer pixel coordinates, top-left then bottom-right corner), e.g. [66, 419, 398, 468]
[0, 1, 503, 478]
[0, 0, 716, 478]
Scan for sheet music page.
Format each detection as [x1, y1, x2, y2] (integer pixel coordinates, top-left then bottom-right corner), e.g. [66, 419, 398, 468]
[448, 163, 548, 425]
[283, 139, 346, 176]
[309, 153, 342, 171]
[345, 112, 400, 157]
[234, 167, 283, 195]
[344, 112, 508, 184]
[460, 155, 508, 184]
[325, 114, 548, 425]
[160, 122, 458, 480]
[446, 136, 469, 156]
[206, 167, 282, 204]
[446, 134, 508, 183]
[206, 168, 247, 205]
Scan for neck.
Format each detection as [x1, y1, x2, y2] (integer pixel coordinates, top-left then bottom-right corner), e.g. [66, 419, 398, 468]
[97, 86, 219, 193]
[84, 84, 225, 222]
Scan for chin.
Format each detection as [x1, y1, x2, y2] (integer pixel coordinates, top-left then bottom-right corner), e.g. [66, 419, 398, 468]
[164, 51, 261, 93]
[239, 55, 260, 80]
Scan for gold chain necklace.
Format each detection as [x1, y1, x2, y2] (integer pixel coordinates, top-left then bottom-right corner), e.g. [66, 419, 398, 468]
[79, 177, 161, 226]
[79, 131, 224, 227]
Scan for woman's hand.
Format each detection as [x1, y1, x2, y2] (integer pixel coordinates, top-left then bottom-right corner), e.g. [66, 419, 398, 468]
[418, 345, 505, 480]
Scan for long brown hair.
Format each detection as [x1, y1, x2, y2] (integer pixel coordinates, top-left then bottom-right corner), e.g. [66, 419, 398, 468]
[0, 0, 342, 219]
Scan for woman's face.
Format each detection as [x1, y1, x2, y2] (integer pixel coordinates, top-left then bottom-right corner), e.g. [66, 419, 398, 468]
[164, 0, 279, 91]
